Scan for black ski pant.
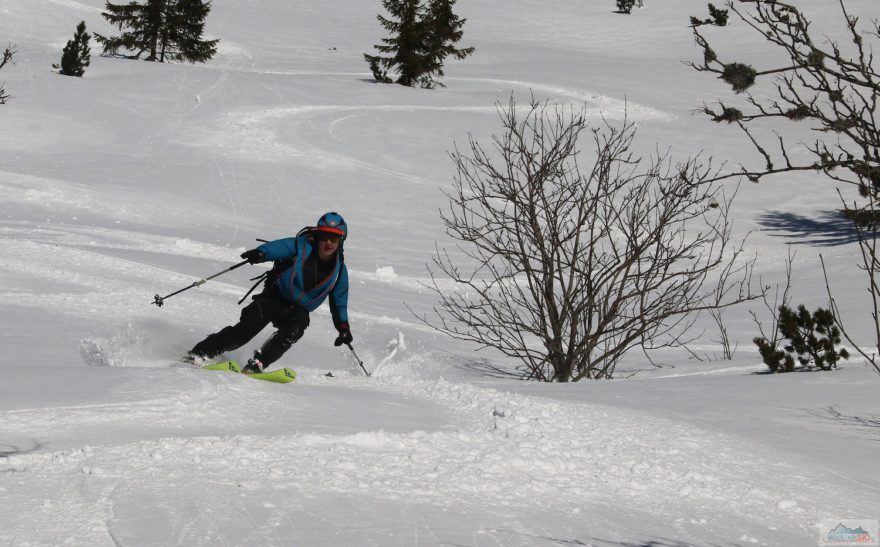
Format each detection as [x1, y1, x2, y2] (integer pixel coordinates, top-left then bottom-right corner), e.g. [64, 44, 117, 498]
[190, 293, 310, 367]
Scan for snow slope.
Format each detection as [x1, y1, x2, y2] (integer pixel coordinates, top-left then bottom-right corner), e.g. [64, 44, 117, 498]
[0, 0, 878, 545]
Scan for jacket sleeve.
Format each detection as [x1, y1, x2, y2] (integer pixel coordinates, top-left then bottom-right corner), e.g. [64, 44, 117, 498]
[329, 264, 349, 329]
[256, 237, 300, 261]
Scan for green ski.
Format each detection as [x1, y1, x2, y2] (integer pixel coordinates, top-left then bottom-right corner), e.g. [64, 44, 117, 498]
[202, 360, 242, 373]
[202, 361, 296, 384]
[248, 367, 297, 383]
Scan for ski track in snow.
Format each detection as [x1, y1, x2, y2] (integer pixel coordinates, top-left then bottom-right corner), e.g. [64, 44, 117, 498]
[42, 0, 102, 13]
[181, 104, 491, 176]
[179, 77, 671, 176]
[0, 360, 859, 546]
[449, 77, 675, 121]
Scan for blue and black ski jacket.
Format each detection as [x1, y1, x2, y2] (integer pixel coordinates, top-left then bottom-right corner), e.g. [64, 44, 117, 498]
[256, 235, 349, 327]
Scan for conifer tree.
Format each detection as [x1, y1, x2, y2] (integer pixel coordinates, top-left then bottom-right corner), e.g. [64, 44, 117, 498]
[54, 21, 92, 77]
[162, 0, 217, 62]
[95, 0, 218, 63]
[364, 0, 428, 87]
[96, 0, 163, 60]
[364, 0, 473, 89]
[422, 0, 474, 87]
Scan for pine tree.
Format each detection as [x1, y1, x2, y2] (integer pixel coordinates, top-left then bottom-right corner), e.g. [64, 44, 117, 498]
[778, 305, 849, 371]
[364, 0, 474, 89]
[616, 0, 636, 14]
[95, 0, 218, 63]
[95, 0, 163, 60]
[364, 0, 429, 87]
[690, 3, 729, 28]
[54, 21, 92, 77]
[421, 0, 474, 88]
[162, 0, 218, 62]
[707, 3, 729, 26]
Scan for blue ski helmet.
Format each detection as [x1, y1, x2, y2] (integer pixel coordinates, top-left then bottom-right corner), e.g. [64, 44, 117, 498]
[316, 211, 347, 241]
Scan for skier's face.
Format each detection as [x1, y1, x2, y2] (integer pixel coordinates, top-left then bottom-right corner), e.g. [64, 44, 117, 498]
[317, 235, 340, 261]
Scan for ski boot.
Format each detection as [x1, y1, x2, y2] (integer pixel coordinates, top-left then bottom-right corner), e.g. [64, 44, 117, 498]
[241, 357, 264, 375]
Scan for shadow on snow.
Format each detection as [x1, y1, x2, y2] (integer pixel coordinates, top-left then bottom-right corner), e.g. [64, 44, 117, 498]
[756, 210, 862, 246]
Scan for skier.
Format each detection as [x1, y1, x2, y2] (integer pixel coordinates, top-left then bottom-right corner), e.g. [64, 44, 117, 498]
[186, 212, 352, 374]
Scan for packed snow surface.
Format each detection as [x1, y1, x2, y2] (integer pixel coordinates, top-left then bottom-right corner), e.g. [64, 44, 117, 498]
[0, 0, 878, 545]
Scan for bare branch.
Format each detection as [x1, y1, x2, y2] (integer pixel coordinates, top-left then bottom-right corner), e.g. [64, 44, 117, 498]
[0, 43, 15, 105]
[417, 96, 760, 381]
[690, 1, 880, 202]
[749, 247, 795, 360]
[822, 192, 880, 375]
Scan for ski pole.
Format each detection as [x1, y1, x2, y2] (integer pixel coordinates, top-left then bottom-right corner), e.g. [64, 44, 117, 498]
[346, 343, 371, 377]
[152, 259, 249, 307]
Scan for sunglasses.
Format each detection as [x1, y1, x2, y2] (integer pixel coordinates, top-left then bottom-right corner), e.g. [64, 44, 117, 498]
[319, 235, 341, 245]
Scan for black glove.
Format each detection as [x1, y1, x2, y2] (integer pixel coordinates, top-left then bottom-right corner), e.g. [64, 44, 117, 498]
[240, 249, 267, 264]
[334, 323, 353, 347]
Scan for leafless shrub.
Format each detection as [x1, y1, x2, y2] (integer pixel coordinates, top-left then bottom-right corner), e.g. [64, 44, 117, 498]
[419, 97, 760, 381]
[708, 237, 757, 360]
[750, 248, 795, 369]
